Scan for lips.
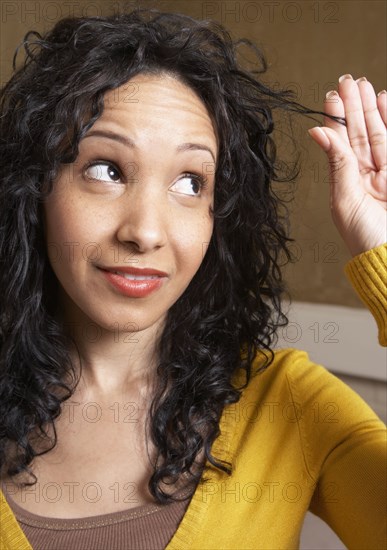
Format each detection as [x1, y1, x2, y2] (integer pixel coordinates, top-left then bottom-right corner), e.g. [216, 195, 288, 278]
[97, 266, 167, 298]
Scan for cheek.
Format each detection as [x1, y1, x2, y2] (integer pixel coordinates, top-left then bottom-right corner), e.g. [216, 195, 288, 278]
[43, 198, 101, 271]
[174, 215, 214, 270]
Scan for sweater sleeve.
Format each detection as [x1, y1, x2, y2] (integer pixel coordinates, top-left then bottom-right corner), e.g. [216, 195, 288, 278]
[288, 243, 387, 548]
[344, 243, 387, 346]
[286, 354, 386, 550]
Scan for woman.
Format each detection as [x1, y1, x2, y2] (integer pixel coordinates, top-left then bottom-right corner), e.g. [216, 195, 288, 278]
[0, 8, 386, 550]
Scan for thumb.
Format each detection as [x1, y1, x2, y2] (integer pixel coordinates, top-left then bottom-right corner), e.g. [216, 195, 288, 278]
[308, 126, 358, 185]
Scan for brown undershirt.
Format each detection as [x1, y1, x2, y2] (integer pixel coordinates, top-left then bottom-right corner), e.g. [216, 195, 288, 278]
[0, 481, 191, 550]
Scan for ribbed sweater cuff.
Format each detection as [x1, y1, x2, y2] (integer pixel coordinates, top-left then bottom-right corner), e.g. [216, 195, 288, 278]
[344, 243, 387, 347]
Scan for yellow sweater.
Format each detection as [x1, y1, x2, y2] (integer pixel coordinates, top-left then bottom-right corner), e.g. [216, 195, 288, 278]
[1, 244, 386, 550]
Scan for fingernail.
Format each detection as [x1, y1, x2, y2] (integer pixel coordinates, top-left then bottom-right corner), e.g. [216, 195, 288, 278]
[355, 77, 367, 83]
[326, 90, 339, 99]
[339, 74, 353, 83]
[377, 90, 387, 96]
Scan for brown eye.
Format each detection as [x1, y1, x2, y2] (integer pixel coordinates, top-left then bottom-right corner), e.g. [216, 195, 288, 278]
[85, 163, 121, 183]
[171, 173, 207, 196]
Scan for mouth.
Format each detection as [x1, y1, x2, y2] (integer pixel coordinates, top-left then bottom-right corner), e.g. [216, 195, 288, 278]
[97, 267, 167, 298]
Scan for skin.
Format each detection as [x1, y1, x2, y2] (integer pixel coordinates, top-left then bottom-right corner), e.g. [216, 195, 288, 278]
[42, 72, 218, 404]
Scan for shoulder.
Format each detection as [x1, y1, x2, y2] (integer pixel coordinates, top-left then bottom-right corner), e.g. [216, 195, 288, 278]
[235, 346, 338, 401]
[239, 346, 383, 425]
[236, 347, 386, 477]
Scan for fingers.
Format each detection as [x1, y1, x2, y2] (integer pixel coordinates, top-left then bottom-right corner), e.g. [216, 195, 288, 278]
[357, 79, 387, 171]
[337, 75, 373, 163]
[323, 88, 349, 145]
[323, 75, 387, 172]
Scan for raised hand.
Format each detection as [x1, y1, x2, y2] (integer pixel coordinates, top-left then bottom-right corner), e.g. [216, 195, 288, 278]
[308, 75, 386, 257]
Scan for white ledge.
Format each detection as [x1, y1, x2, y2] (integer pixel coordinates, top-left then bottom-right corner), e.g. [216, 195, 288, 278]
[274, 301, 386, 382]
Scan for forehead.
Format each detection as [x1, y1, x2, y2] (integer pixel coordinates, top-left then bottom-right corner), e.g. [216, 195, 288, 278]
[99, 73, 219, 149]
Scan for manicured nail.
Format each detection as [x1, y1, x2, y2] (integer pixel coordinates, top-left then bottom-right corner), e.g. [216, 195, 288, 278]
[377, 90, 387, 96]
[355, 77, 367, 83]
[339, 74, 353, 83]
[326, 90, 339, 99]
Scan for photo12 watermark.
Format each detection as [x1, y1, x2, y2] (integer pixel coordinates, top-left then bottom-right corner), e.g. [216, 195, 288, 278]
[201, 1, 341, 25]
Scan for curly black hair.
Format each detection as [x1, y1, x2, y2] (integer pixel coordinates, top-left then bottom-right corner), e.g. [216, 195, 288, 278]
[0, 7, 345, 504]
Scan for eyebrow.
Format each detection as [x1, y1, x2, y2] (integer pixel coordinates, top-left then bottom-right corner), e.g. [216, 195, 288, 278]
[83, 130, 216, 163]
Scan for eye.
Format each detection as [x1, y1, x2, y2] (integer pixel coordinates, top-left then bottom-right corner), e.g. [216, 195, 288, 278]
[84, 162, 121, 183]
[171, 173, 208, 196]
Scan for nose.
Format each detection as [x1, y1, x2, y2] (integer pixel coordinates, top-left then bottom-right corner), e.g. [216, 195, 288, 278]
[115, 183, 168, 253]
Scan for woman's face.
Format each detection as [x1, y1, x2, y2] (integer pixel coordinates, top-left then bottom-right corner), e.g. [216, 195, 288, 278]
[43, 73, 217, 337]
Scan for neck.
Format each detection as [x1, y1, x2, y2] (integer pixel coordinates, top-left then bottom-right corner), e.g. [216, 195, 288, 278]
[56, 296, 165, 403]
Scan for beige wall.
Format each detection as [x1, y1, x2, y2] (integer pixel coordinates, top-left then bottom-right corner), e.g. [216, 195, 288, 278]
[1, 0, 385, 308]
